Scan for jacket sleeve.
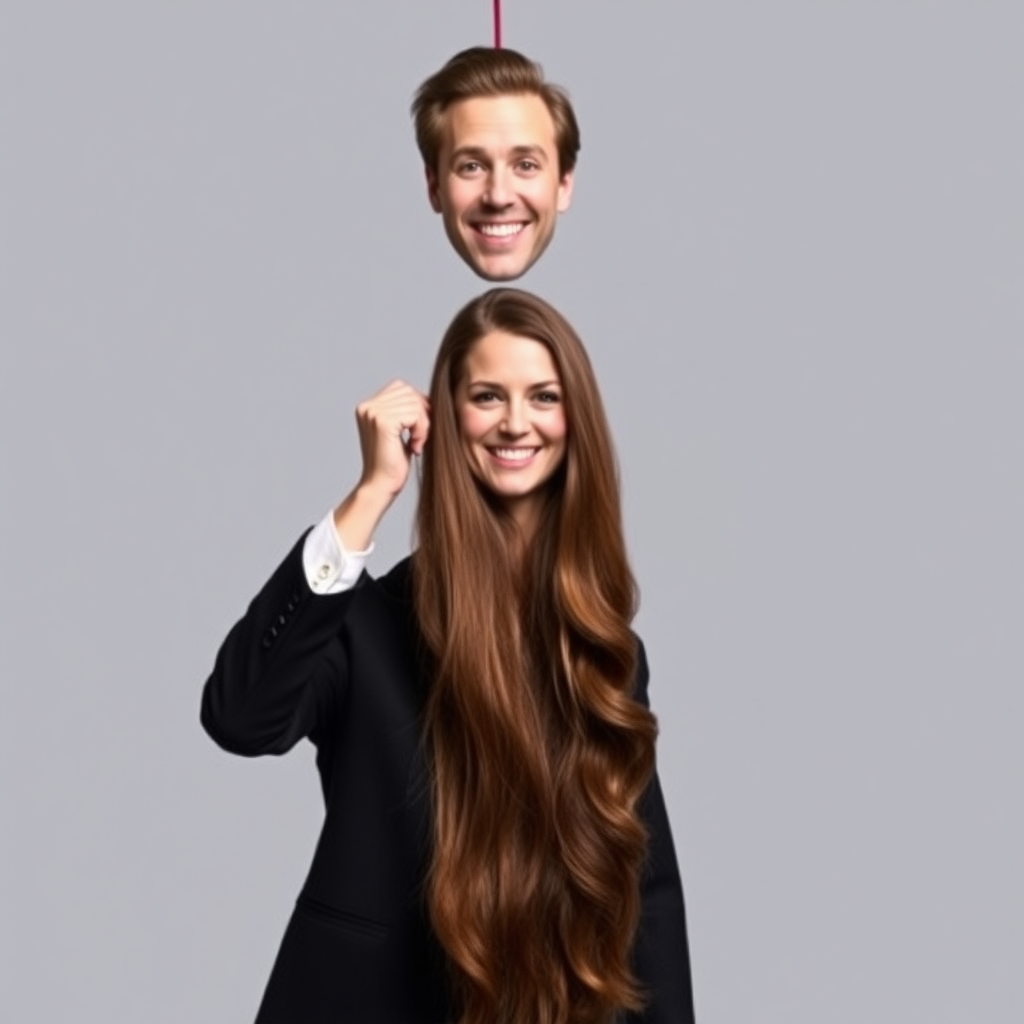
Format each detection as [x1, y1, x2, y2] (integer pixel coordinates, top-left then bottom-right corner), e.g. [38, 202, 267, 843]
[200, 531, 358, 757]
[628, 639, 697, 1023]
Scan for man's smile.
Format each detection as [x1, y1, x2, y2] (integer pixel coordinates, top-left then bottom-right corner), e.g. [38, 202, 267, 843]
[473, 222, 528, 240]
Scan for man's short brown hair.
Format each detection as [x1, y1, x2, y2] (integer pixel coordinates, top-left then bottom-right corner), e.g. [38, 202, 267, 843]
[412, 47, 580, 177]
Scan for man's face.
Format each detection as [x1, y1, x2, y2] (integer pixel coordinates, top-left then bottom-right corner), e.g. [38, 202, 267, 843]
[426, 94, 575, 281]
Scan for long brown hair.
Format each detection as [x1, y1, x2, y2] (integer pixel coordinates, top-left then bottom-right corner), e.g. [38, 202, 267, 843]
[414, 289, 657, 1024]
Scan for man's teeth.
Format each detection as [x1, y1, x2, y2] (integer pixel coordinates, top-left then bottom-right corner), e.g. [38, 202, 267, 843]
[492, 448, 536, 460]
[478, 223, 525, 237]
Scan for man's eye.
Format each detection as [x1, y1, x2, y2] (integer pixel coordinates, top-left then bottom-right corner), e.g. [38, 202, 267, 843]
[517, 160, 539, 172]
[459, 161, 483, 175]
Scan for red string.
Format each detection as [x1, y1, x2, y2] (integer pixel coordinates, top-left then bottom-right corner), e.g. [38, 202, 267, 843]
[493, 0, 502, 47]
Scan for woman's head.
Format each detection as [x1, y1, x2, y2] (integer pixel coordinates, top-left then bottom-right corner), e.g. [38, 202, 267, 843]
[424, 288, 617, 539]
[454, 328, 567, 530]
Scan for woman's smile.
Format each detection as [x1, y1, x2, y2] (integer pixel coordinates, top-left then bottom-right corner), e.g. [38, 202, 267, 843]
[487, 445, 540, 466]
[456, 330, 567, 529]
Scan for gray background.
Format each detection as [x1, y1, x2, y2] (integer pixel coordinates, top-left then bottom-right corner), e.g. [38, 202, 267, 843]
[1, 2, 1021, 1022]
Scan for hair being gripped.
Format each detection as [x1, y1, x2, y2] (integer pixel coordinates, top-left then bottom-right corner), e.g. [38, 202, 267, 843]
[414, 288, 657, 1024]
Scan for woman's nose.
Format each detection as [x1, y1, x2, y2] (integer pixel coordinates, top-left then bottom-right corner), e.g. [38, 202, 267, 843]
[500, 402, 528, 435]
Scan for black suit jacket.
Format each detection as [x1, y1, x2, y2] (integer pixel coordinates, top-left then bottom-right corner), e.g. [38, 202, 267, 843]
[202, 533, 695, 1023]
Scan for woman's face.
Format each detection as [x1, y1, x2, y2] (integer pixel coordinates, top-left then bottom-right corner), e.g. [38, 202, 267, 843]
[455, 330, 568, 529]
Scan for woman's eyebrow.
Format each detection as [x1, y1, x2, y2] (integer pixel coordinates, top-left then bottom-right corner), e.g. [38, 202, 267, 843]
[468, 379, 561, 389]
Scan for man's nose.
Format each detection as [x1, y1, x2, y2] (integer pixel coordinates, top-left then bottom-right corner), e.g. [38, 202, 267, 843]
[483, 168, 514, 207]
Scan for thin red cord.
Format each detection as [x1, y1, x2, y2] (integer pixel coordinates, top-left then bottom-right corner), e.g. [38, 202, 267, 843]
[493, 0, 502, 47]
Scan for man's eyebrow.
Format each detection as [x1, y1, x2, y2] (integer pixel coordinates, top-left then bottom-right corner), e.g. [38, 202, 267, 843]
[446, 146, 489, 168]
[508, 145, 549, 159]
[448, 144, 550, 163]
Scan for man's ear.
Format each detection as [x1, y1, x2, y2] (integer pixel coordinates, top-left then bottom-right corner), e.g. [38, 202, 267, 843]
[556, 169, 575, 214]
[425, 166, 443, 213]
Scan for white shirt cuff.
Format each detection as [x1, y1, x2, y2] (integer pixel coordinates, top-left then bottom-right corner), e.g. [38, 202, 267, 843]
[302, 509, 373, 595]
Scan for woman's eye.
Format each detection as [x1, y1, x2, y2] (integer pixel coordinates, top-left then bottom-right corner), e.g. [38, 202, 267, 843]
[472, 391, 499, 404]
[535, 391, 561, 404]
